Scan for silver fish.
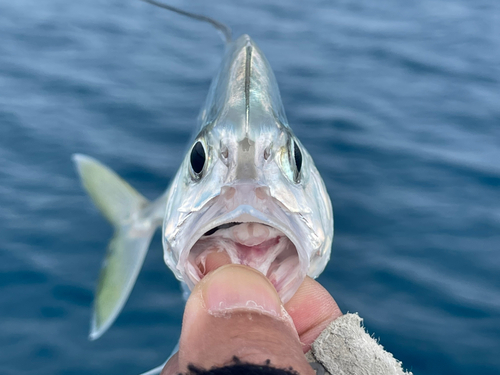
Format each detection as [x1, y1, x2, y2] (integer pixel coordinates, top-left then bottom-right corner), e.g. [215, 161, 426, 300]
[73, 1, 333, 348]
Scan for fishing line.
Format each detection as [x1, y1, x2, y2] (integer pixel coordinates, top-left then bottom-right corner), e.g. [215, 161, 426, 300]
[140, 0, 232, 43]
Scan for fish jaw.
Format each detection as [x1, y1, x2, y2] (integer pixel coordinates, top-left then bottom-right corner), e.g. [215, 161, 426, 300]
[163, 182, 312, 303]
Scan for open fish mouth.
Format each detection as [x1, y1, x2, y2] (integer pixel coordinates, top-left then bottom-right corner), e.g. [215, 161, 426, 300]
[188, 222, 299, 295]
[172, 183, 312, 303]
[176, 202, 308, 302]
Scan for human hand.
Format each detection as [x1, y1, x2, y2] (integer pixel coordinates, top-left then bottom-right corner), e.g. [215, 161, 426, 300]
[161, 263, 342, 375]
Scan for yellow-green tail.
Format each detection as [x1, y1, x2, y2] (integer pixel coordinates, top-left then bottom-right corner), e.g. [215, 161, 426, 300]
[73, 154, 157, 340]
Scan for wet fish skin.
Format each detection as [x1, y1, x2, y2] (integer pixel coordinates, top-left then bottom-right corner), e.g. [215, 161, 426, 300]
[73, 34, 333, 341]
[163, 35, 333, 292]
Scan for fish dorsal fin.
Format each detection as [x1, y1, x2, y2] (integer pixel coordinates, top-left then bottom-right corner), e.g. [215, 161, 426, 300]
[140, 0, 232, 43]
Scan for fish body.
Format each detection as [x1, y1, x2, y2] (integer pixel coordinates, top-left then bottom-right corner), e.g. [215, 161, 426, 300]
[74, 34, 333, 341]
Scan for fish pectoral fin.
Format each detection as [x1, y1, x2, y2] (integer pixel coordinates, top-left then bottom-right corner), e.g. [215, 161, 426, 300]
[139, 361, 168, 375]
[139, 341, 178, 375]
[72, 154, 157, 340]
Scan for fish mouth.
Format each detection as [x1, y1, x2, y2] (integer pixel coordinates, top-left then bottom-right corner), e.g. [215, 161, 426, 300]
[188, 222, 299, 295]
[178, 204, 308, 303]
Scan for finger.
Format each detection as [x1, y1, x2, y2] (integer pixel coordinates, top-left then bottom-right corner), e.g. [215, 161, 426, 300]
[284, 277, 342, 353]
[202, 251, 232, 274]
[177, 265, 315, 375]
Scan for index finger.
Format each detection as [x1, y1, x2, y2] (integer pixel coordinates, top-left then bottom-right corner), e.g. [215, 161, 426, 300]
[284, 277, 342, 353]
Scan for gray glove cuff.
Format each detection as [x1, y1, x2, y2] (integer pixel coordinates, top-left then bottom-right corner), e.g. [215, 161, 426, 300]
[306, 313, 412, 375]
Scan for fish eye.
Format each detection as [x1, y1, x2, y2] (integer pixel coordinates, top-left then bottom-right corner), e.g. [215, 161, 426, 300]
[277, 137, 304, 184]
[291, 139, 302, 183]
[293, 140, 302, 174]
[190, 141, 206, 177]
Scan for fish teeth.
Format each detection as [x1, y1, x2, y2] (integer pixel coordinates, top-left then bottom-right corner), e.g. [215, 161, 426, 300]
[252, 223, 270, 241]
[232, 223, 270, 246]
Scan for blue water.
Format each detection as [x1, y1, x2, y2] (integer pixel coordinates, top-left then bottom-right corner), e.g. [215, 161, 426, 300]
[1, 0, 499, 374]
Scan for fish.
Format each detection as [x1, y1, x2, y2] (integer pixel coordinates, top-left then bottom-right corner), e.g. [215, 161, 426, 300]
[73, 0, 333, 364]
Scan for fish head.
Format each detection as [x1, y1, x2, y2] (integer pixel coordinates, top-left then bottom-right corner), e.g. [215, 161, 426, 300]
[162, 35, 333, 302]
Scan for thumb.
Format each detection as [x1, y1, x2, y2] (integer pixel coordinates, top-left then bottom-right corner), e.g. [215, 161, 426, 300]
[171, 265, 314, 375]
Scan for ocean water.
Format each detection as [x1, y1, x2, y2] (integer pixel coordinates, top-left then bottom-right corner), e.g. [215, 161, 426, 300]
[1, 0, 499, 374]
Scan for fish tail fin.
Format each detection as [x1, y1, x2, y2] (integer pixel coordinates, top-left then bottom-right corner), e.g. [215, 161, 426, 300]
[72, 154, 157, 340]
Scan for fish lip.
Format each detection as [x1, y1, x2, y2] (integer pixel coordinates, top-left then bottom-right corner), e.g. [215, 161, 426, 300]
[177, 204, 308, 302]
